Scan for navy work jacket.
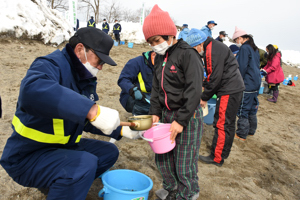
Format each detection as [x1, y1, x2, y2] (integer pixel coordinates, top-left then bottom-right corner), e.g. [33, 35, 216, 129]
[0, 44, 122, 178]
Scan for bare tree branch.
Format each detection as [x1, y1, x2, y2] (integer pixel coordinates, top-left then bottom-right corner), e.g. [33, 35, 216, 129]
[47, 0, 68, 11]
[79, 0, 102, 23]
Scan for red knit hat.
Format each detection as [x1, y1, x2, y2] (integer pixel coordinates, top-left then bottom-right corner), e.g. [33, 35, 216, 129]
[142, 4, 177, 41]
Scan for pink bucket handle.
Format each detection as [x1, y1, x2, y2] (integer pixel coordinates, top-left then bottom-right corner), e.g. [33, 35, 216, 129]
[153, 122, 164, 126]
[139, 131, 153, 143]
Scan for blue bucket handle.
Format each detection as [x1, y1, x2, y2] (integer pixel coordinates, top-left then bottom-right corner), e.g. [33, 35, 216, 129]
[98, 186, 110, 197]
[207, 104, 212, 110]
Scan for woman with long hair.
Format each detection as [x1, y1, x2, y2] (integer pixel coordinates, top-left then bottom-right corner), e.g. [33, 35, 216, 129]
[232, 27, 261, 141]
[260, 44, 285, 103]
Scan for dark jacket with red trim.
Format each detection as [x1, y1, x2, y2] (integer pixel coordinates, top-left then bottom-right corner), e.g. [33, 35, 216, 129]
[149, 39, 203, 127]
[202, 37, 245, 101]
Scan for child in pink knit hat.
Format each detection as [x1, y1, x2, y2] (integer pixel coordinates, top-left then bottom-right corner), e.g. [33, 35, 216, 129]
[231, 26, 261, 141]
[142, 4, 204, 200]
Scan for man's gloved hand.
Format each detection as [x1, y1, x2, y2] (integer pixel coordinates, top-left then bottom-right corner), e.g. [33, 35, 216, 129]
[260, 69, 267, 76]
[121, 126, 141, 139]
[90, 105, 120, 135]
[129, 87, 143, 100]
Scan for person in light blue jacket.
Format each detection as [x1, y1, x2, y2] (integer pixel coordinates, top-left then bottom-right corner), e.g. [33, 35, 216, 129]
[178, 24, 189, 41]
[200, 20, 217, 37]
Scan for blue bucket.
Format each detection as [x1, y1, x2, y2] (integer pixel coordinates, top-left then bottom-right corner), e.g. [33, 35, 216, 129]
[99, 169, 153, 200]
[128, 42, 134, 48]
[114, 40, 118, 46]
[204, 98, 216, 125]
[259, 86, 264, 94]
[120, 41, 125, 45]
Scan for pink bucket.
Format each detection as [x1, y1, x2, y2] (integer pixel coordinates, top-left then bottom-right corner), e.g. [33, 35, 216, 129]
[140, 123, 175, 154]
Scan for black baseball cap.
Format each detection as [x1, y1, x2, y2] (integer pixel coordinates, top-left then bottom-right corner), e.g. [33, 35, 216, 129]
[74, 27, 117, 66]
[219, 31, 227, 36]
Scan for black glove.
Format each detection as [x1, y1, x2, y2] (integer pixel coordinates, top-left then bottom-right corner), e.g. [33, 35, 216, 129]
[260, 69, 267, 76]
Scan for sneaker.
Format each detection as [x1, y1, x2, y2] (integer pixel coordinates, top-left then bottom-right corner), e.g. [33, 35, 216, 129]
[155, 189, 177, 200]
[234, 134, 245, 141]
[198, 155, 223, 167]
[165, 190, 177, 200]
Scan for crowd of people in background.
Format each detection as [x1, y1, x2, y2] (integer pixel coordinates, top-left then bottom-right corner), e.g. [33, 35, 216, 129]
[84, 17, 122, 43]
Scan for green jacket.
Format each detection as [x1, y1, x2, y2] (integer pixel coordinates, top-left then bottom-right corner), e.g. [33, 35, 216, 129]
[258, 48, 268, 68]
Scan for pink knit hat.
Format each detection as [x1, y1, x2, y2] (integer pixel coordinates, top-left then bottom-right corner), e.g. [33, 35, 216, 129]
[232, 26, 247, 40]
[142, 4, 177, 41]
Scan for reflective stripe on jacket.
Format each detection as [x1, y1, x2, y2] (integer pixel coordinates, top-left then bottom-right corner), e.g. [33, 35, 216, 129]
[118, 51, 154, 108]
[0, 44, 124, 178]
[113, 23, 122, 34]
[87, 19, 96, 27]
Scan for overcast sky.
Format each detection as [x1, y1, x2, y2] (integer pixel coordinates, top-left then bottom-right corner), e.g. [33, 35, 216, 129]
[112, 0, 299, 51]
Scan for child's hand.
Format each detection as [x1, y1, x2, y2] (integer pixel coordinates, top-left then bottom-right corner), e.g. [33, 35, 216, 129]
[200, 100, 207, 108]
[152, 115, 160, 126]
[169, 121, 183, 143]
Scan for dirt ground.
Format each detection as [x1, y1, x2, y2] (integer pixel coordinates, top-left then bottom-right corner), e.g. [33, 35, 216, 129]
[0, 38, 299, 200]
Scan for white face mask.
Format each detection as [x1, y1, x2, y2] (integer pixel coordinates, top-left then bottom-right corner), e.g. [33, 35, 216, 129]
[197, 45, 205, 56]
[236, 42, 242, 47]
[151, 37, 173, 55]
[235, 38, 242, 47]
[82, 47, 99, 77]
[210, 27, 214, 30]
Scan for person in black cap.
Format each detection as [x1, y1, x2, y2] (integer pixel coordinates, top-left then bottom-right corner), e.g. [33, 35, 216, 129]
[215, 31, 227, 42]
[0, 27, 141, 200]
[87, 16, 96, 27]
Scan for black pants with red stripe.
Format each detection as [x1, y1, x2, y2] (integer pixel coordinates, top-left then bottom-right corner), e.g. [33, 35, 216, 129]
[210, 92, 243, 164]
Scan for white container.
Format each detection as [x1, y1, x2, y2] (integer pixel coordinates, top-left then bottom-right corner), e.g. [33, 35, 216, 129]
[203, 105, 208, 117]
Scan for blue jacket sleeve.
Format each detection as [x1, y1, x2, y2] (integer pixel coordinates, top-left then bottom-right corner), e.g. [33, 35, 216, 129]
[117, 58, 141, 93]
[178, 31, 183, 40]
[237, 46, 250, 79]
[19, 59, 94, 125]
[200, 26, 211, 37]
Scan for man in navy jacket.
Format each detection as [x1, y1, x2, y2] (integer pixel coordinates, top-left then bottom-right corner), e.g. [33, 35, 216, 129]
[113, 19, 122, 44]
[102, 18, 110, 34]
[87, 16, 96, 27]
[0, 28, 139, 200]
[118, 51, 156, 115]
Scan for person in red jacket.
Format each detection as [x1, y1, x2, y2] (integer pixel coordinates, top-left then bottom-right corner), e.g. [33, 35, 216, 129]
[261, 44, 285, 103]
